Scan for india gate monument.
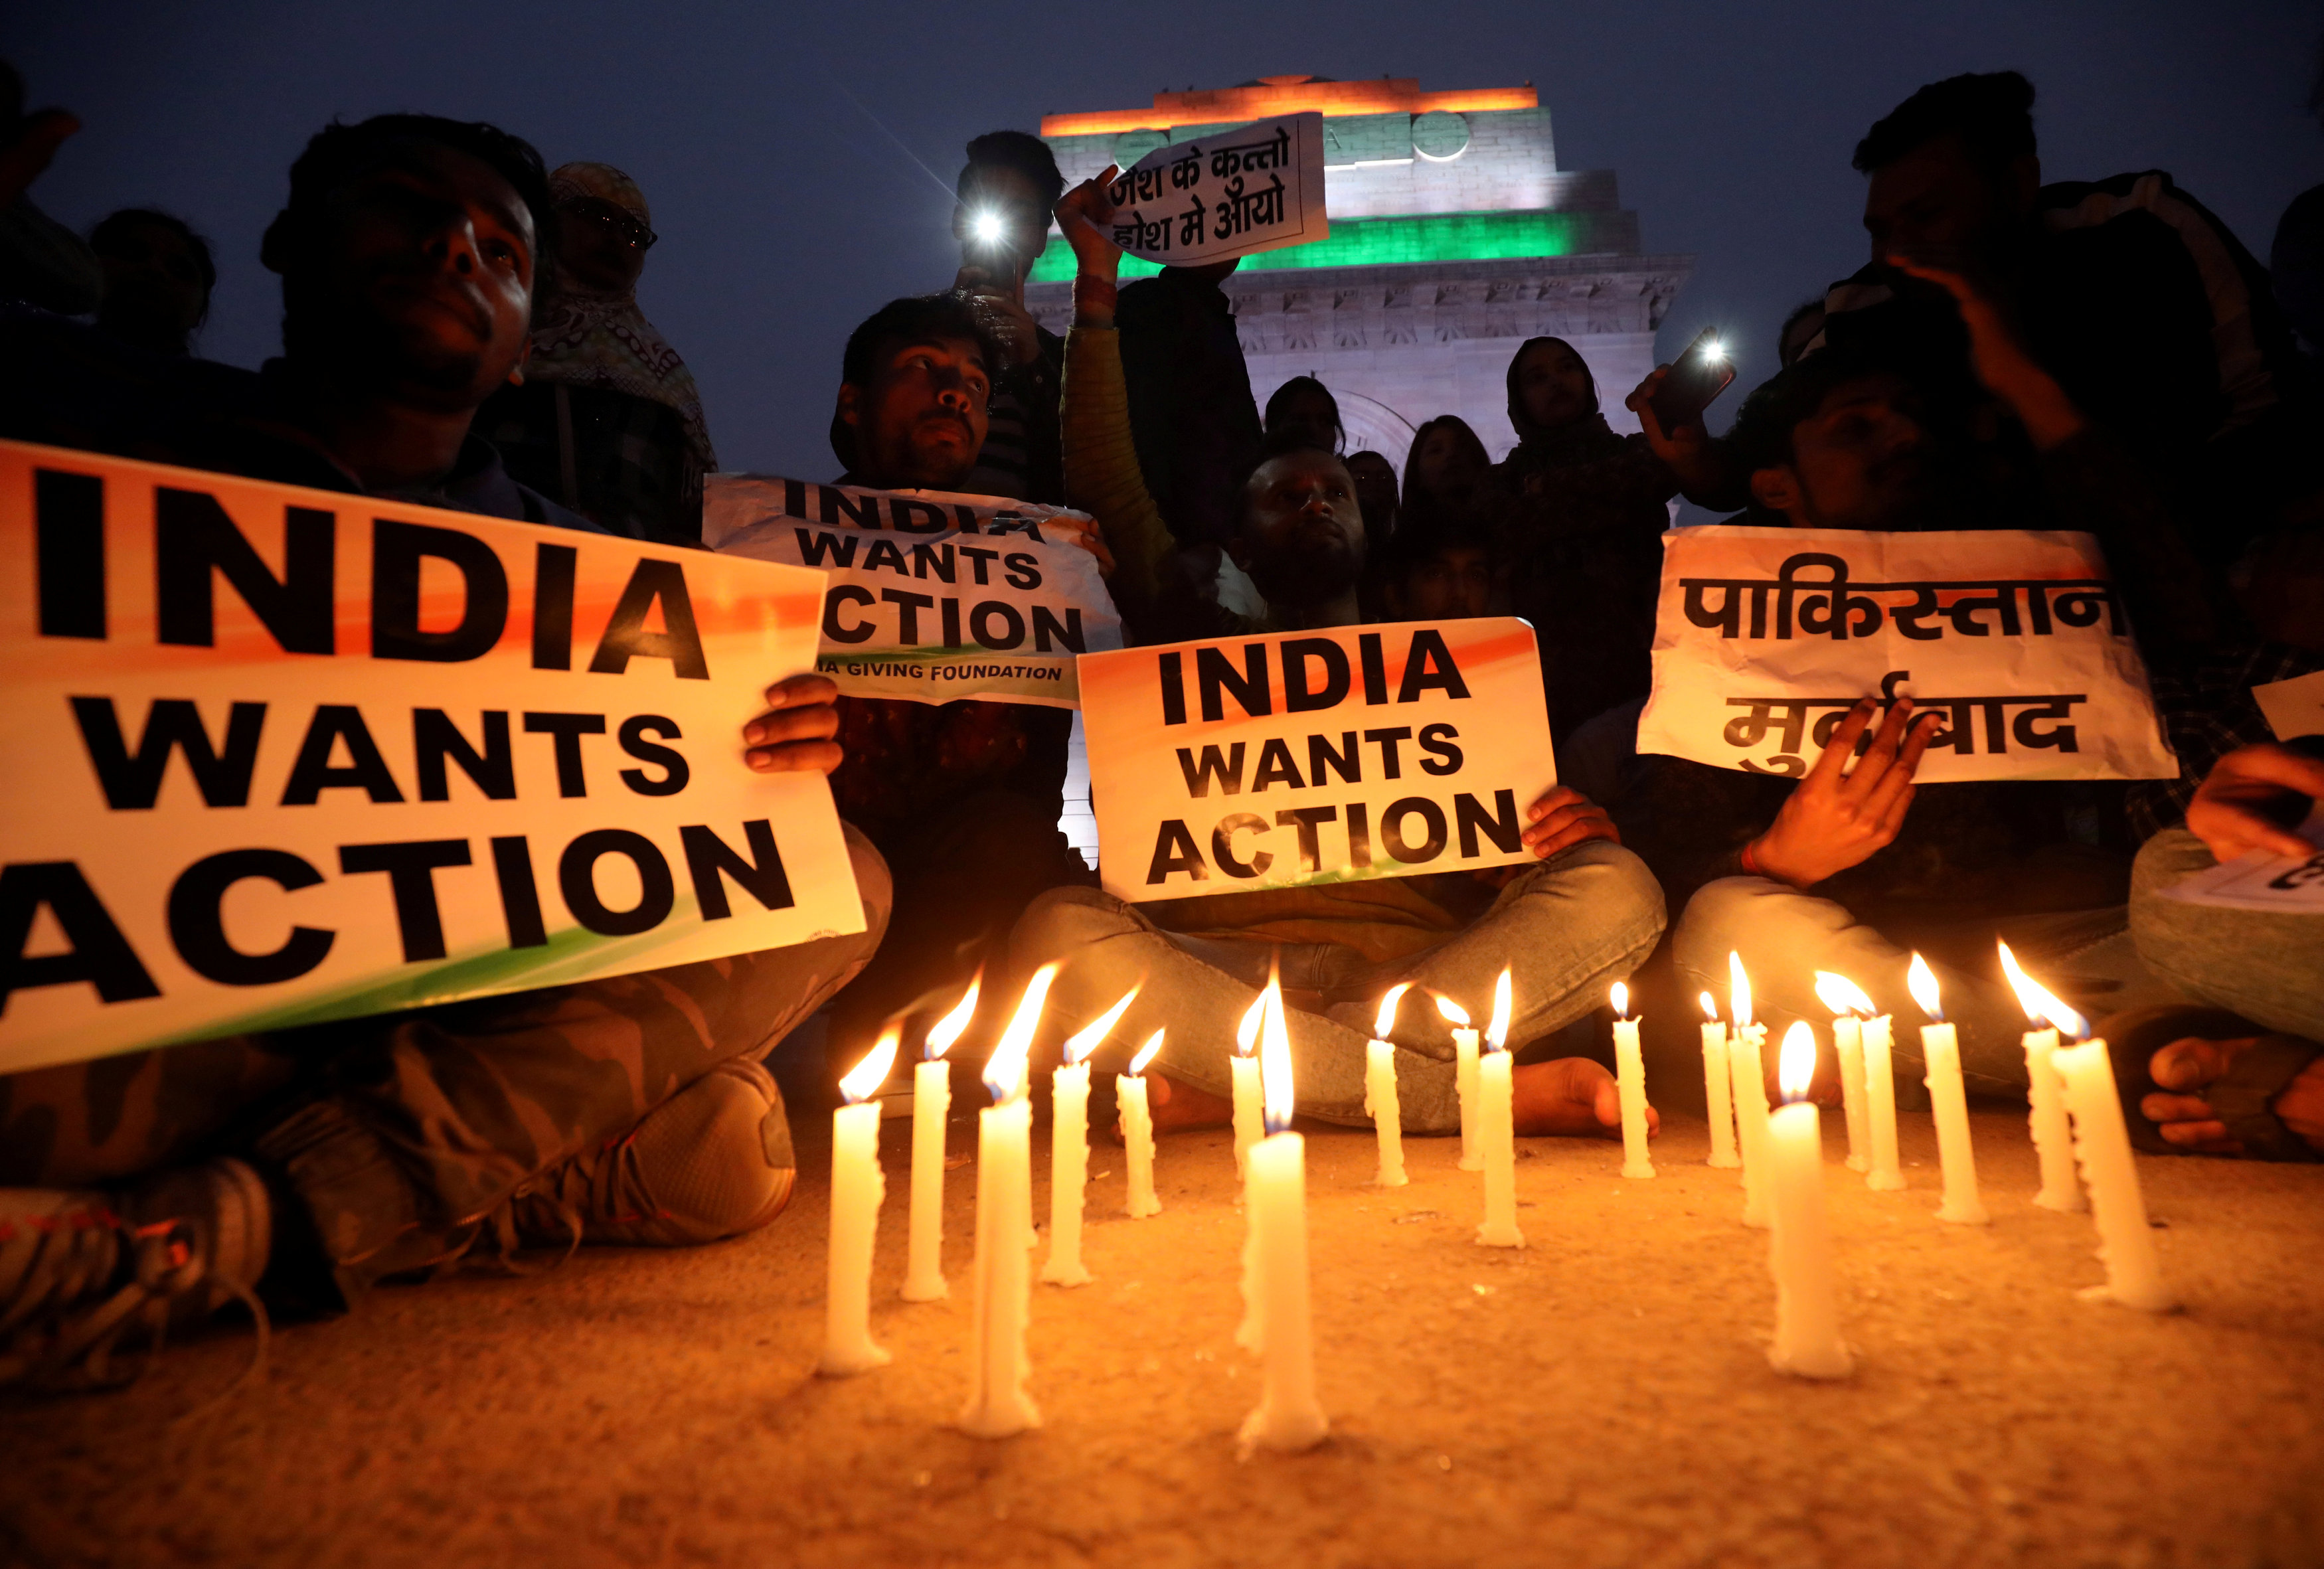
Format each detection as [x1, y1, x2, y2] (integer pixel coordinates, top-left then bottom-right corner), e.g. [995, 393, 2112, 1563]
[1025, 74, 1694, 470]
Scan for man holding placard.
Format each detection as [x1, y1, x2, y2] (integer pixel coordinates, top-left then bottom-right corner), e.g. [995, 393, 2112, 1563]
[1005, 173, 1667, 1141]
[1633, 253, 2216, 1098]
[0, 115, 888, 1386]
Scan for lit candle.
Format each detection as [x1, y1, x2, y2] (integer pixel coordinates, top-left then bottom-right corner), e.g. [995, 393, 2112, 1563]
[1119, 1030, 1165, 1218]
[1699, 991, 1740, 1169]
[2052, 1029, 2178, 1313]
[1042, 986, 1137, 1288]
[957, 963, 1055, 1438]
[1238, 975, 1329, 1455]
[1231, 992, 1264, 1178]
[1236, 973, 1282, 1356]
[901, 975, 979, 1303]
[1998, 942, 2088, 1214]
[1728, 953, 1772, 1230]
[1438, 993, 1481, 1172]
[1861, 1009, 1906, 1192]
[1908, 954, 1988, 1225]
[1610, 981, 1654, 1179]
[1477, 969, 1526, 1246]
[1366, 983, 1412, 1188]
[1766, 1021, 1854, 1379]
[1813, 971, 1876, 1175]
[818, 1029, 898, 1376]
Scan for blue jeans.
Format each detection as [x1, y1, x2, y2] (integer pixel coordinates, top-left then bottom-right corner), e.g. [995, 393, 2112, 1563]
[2129, 829, 2324, 1042]
[1008, 841, 1667, 1132]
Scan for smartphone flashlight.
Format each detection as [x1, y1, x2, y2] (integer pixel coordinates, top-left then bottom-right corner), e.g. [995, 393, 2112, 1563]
[971, 211, 1005, 246]
[1701, 341, 1726, 363]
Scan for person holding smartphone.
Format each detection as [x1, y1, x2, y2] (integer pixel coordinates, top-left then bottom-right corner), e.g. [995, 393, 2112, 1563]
[942, 131, 1066, 504]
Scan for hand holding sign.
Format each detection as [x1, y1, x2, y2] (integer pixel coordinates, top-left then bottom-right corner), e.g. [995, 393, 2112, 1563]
[2184, 743, 2324, 865]
[1746, 699, 1940, 888]
[742, 673, 842, 775]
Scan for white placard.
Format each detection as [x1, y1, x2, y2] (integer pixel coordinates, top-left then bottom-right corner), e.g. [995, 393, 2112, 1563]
[1105, 112, 1329, 268]
[1077, 618, 1555, 902]
[707, 476, 1120, 709]
[1637, 525, 2178, 782]
[2161, 809, 2324, 914]
[1, 441, 862, 1072]
[2252, 669, 2324, 742]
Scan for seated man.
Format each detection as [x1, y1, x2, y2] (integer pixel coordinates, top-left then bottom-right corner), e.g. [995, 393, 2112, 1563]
[2108, 740, 2324, 1161]
[815, 293, 1097, 1066]
[1013, 173, 1667, 1140]
[1638, 265, 2214, 1100]
[0, 114, 890, 1388]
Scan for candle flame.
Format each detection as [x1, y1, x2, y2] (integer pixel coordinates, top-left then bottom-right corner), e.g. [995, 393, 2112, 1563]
[1062, 985, 1139, 1066]
[1126, 1029, 1164, 1078]
[841, 1027, 900, 1104]
[1485, 969, 1513, 1051]
[1813, 971, 1875, 1018]
[1906, 952, 1942, 1022]
[1235, 992, 1265, 1057]
[1610, 981, 1629, 1021]
[1260, 969, 1295, 1133]
[1698, 991, 1720, 1022]
[1778, 1021, 1816, 1102]
[1434, 993, 1471, 1027]
[1728, 951, 1752, 1029]
[1372, 981, 1413, 1041]
[924, 970, 980, 1061]
[1996, 940, 2088, 1039]
[983, 963, 1058, 1103]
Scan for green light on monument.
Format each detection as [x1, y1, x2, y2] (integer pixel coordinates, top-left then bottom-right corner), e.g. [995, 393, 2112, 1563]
[1027, 209, 1587, 283]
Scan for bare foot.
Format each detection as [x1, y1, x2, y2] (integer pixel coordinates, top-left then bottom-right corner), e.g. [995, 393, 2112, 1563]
[1511, 1056, 1659, 1139]
[2143, 1036, 2324, 1155]
[1145, 1071, 1236, 1136]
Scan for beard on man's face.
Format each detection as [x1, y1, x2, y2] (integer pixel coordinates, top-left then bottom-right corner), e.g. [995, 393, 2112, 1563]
[286, 270, 499, 400]
[1252, 517, 1363, 602]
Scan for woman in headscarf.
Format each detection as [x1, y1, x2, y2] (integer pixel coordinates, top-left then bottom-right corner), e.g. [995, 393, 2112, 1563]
[1493, 335, 1678, 740]
[478, 161, 717, 544]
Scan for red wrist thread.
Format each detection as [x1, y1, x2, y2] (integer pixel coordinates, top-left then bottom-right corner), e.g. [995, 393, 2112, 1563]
[1073, 274, 1118, 314]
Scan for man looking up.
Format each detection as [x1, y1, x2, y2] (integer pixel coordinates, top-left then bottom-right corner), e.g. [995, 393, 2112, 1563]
[0, 115, 890, 1391]
[949, 130, 1067, 503]
[1018, 172, 1667, 1143]
[811, 292, 1097, 1074]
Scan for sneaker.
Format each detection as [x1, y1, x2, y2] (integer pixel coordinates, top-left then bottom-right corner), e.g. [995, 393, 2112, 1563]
[0, 1157, 270, 1390]
[505, 1058, 797, 1248]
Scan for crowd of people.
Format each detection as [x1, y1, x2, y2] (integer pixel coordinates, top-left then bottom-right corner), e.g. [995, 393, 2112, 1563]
[2, 58, 2321, 1389]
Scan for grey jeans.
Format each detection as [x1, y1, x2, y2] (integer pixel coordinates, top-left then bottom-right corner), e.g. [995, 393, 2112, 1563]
[1670, 876, 2178, 1099]
[1008, 840, 1667, 1133]
[2130, 828, 2324, 1041]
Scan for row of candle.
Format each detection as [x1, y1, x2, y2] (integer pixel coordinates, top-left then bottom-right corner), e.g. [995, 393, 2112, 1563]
[1707, 942, 2179, 1380]
[818, 934, 2178, 1440]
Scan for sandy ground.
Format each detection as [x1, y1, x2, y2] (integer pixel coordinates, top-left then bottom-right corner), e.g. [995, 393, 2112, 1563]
[4, 1102, 2322, 1569]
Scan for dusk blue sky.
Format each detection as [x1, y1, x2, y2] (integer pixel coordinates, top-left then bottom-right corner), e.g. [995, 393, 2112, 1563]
[8, 1, 2318, 479]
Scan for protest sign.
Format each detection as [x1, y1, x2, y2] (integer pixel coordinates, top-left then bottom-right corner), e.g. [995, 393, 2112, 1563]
[2161, 809, 2324, 915]
[1105, 112, 1328, 268]
[706, 475, 1121, 708]
[0, 440, 863, 1074]
[1077, 619, 1556, 903]
[2252, 669, 2324, 742]
[1637, 526, 2178, 783]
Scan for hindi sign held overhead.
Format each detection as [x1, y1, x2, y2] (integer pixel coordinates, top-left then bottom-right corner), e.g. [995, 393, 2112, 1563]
[1637, 526, 2178, 782]
[1106, 112, 1329, 268]
[1078, 619, 1555, 902]
[706, 476, 1121, 708]
[0, 442, 863, 1074]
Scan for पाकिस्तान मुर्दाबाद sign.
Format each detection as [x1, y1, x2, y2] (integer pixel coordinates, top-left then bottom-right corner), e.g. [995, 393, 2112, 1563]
[705, 475, 1122, 710]
[0, 440, 864, 1074]
[1637, 525, 2180, 784]
[1077, 618, 1556, 902]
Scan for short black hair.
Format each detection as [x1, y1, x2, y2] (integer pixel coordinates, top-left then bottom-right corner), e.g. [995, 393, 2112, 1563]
[89, 208, 218, 294]
[830, 291, 1004, 471]
[957, 130, 1065, 210]
[260, 113, 556, 284]
[1725, 347, 1903, 475]
[1376, 515, 1496, 583]
[1853, 71, 2037, 181]
[1263, 375, 1343, 451]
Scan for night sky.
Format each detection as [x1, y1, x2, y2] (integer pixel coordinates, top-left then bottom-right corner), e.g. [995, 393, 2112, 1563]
[7, 1, 2318, 483]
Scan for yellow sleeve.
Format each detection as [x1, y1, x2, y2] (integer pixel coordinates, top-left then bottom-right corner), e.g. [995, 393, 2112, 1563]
[1061, 323, 1177, 629]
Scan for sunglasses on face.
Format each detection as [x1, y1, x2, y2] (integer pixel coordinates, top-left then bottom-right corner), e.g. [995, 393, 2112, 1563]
[562, 197, 657, 250]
